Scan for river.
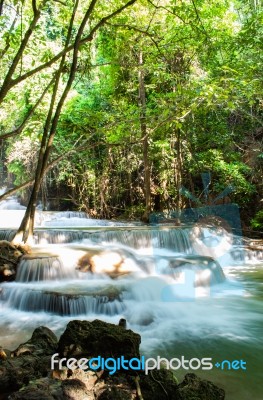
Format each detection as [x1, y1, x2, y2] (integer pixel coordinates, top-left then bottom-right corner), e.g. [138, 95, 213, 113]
[0, 195, 262, 399]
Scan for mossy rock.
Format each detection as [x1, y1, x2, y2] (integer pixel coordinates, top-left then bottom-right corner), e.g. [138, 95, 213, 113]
[58, 319, 141, 360]
[139, 369, 181, 400]
[98, 386, 132, 400]
[13, 326, 58, 356]
[178, 373, 225, 400]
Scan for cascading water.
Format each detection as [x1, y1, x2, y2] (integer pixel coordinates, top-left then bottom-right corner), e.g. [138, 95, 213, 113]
[0, 193, 262, 400]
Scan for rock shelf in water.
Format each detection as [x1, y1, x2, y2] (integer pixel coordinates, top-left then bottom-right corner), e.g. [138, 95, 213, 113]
[0, 319, 225, 400]
[0, 286, 125, 316]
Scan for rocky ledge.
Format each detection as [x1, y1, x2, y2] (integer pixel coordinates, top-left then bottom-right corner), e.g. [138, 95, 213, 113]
[0, 240, 30, 282]
[0, 320, 225, 400]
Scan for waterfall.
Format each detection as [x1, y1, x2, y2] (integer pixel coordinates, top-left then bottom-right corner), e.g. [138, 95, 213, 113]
[16, 255, 77, 282]
[0, 284, 125, 316]
[0, 193, 262, 400]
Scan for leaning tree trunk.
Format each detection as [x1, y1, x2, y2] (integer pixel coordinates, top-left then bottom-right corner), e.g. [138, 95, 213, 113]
[12, 0, 138, 244]
[138, 51, 151, 223]
[12, 0, 81, 244]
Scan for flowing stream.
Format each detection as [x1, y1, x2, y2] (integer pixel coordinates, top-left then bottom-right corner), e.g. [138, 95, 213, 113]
[0, 194, 262, 399]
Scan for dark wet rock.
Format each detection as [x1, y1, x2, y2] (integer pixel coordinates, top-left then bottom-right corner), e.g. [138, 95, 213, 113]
[58, 319, 140, 360]
[139, 369, 181, 400]
[0, 240, 29, 282]
[1, 321, 225, 400]
[0, 327, 57, 392]
[118, 318, 127, 328]
[8, 377, 63, 400]
[178, 373, 225, 400]
[61, 378, 90, 399]
[98, 386, 133, 400]
[13, 326, 58, 356]
[0, 353, 50, 392]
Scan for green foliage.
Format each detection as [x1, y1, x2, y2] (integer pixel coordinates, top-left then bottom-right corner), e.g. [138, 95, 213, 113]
[0, 0, 262, 219]
[251, 211, 263, 230]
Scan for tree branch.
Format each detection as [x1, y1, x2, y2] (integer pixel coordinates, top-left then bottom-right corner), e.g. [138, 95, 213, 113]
[32, 0, 37, 16]
[0, 7, 19, 58]
[8, 0, 137, 96]
[53, 0, 67, 6]
[0, 0, 4, 16]
[0, 138, 105, 202]
[0, 1, 47, 104]
[0, 76, 56, 141]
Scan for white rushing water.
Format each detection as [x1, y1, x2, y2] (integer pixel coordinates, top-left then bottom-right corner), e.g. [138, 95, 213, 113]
[0, 193, 262, 400]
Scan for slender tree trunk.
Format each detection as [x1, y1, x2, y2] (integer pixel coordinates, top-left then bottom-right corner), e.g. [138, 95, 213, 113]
[138, 51, 151, 222]
[11, 0, 138, 243]
[176, 129, 182, 212]
[12, 0, 80, 244]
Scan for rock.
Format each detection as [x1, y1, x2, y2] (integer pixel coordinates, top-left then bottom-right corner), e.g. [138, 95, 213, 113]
[139, 369, 181, 400]
[76, 248, 138, 278]
[76, 250, 125, 277]
[58, 319, 141, 360]
[178, 373, 225, 400]
[1, 321, 225, 400]
[8, 377, 63, 400]
[118, 318, 127, 328]
[13, 326, 58, 356]
[98, 386, 133, 400]
[0, 353, 51, 392]
[0, 240, 30, 282]
[0, 346, 8, 360]
[89, 285, 122, 302]
[0, 327, 58, 392]
[61, 378, 90, 399]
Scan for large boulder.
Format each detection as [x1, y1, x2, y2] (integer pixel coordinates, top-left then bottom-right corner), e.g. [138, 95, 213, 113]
[58, 319, 141, 360]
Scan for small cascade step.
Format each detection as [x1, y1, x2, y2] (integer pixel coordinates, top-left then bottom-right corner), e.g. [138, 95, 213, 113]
[0, 230, 16, 241]
[0, 285, 125, 316]
[53, 211, 89, 219]
[16, 253, 76, 282]
[33, 230, 89, 244]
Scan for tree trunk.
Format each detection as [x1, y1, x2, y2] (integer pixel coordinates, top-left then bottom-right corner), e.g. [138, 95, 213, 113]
[138, 51, 151, 222]
[12, 0, 80, 244]
[11, 0, 138, 243]
[176, 129, 183, 212]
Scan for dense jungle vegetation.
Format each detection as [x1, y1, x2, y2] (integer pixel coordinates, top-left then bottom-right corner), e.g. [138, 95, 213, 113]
[0, 0, 262, 242]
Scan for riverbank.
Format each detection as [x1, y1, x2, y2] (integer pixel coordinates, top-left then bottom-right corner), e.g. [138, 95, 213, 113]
[0, 319, 225, 400]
